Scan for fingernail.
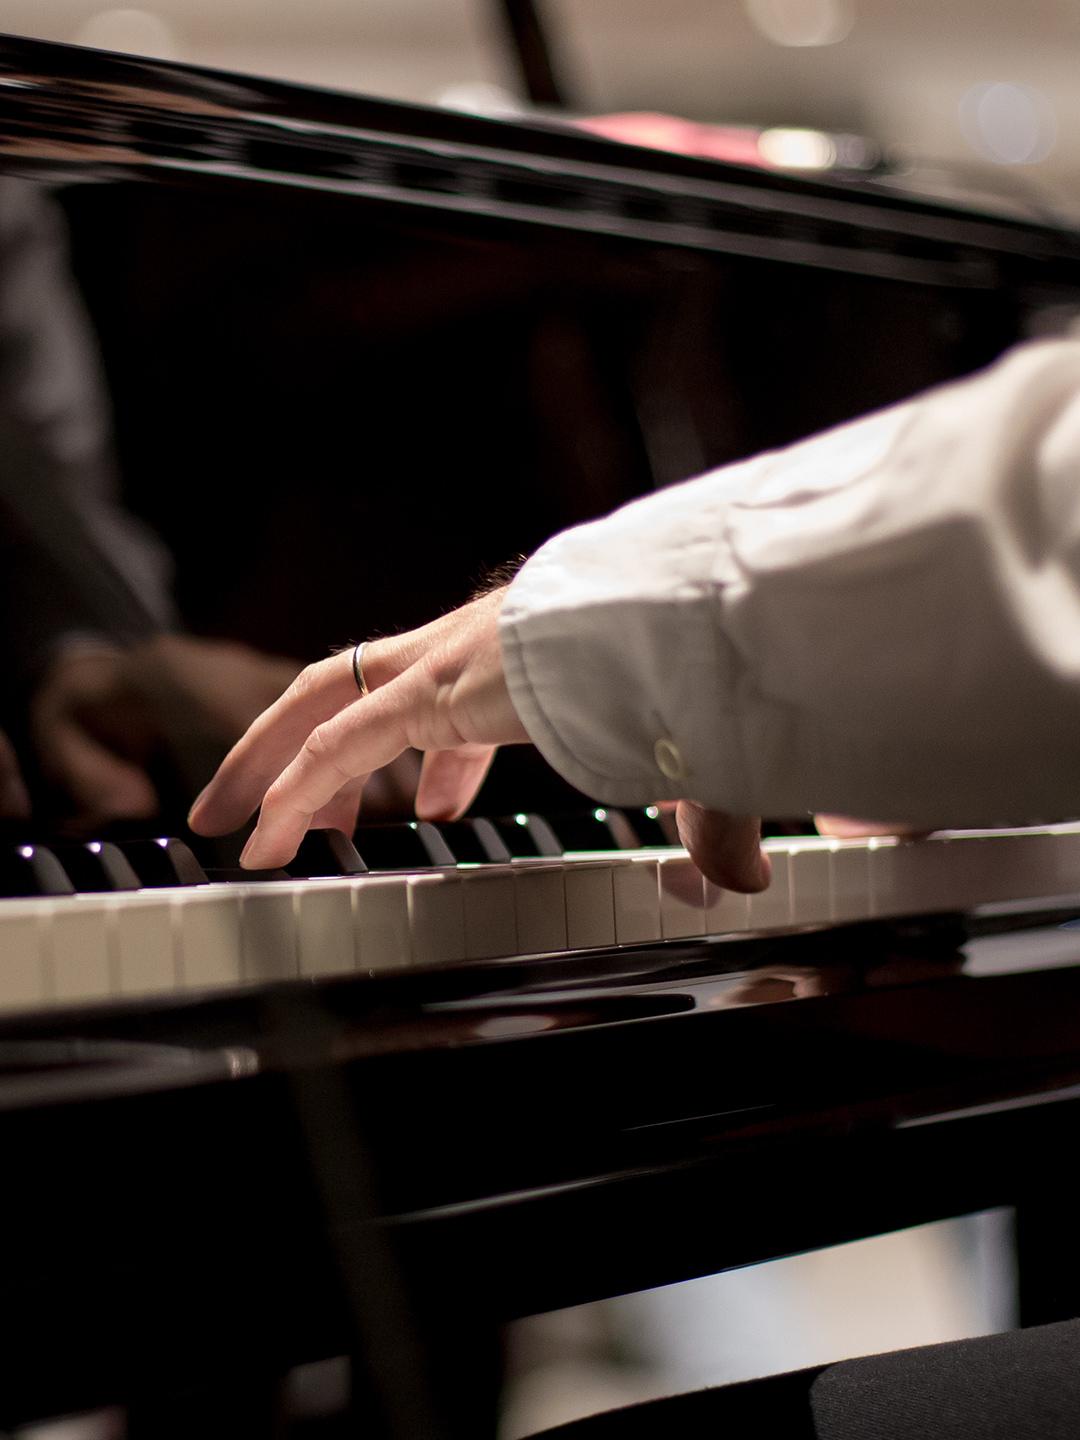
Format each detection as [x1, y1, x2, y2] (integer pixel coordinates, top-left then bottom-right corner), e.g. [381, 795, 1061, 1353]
[240, 834, 261, 868]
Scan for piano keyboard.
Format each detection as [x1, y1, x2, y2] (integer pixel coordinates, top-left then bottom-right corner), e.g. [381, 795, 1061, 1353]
[2, 822, 1080, 1014]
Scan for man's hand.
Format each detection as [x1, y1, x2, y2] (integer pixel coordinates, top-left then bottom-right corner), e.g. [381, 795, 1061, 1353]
[31, 635, 300, 823]
[0, 729, 30, 818]
[189, 588, 529, 869]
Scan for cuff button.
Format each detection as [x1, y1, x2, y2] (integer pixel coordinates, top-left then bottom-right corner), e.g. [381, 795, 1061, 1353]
[653, 737, 686, 781]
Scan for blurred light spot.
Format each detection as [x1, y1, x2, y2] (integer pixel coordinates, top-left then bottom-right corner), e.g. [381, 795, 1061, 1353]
[959, 82, 1056, 165]
[742, 0, 854, 47]
[437, 82, 522, 118]
[515, 813, 528, 825]
[74, 10, 179, 61]
[759, 127, 838, 169]
[645, 805, 660, 819]
[593, 808, 607, 822]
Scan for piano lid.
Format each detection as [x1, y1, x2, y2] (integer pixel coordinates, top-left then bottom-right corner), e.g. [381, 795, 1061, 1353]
[1, 31, 1078, 289]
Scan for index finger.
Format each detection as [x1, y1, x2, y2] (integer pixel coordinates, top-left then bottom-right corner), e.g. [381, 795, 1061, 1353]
[240, 676, 419, 868]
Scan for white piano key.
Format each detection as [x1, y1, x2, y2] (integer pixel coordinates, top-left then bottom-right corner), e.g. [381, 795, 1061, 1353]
[565, 860, 616, 948]
[703, 880, 750, 935]
[407, 872, 466, 966]
[787, 841, 833, 926]
[748, 847, 793, 929]
[353, 875, 411, 971]
[512, 862, 568, 955]
[613, 857, 662, 944]
[0, 902, 50, 1011]
[297, 880, 356, 977]
[828, 841, 873, 924]
[461, 867, 518, 959]
[113, 892, 177, 997]
[178, 889, 243, 991]
[657, 854, 706, 938]
[51, 898, 112, 1003]
[241, 888, 299, 983]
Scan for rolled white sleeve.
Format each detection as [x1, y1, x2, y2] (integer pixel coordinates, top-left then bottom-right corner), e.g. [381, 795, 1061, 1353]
[500, 337, 1080, 826]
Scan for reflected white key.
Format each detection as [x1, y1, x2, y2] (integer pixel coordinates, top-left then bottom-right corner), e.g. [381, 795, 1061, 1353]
[0, 902, 49, 1011]
[657, 854, 706, 939]
[462, 867, 518, 959]
[749, 847, 792, 929]
[513, 862, 567, 955]
[703, 880, 750, 935]
[614, 857, 661, 944]
[113, 892, 176, 997]
[179, 889, 242, 991]
[354, 876, 411, 971]
[408, 872, 465, 966]
[242, 888, 299, 982]
[297, 880, 356, 977]
[565, 861, 615, 948]
[52, 898, 112, 1002]
[787, 842, 832, 926]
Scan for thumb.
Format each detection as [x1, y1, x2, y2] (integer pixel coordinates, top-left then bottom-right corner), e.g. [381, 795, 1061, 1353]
[676, 801, 770, 892]
[415, 744, 497, 822]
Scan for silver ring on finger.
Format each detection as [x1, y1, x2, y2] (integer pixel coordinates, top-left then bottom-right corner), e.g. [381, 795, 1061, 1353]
[352, 640, 371, 698]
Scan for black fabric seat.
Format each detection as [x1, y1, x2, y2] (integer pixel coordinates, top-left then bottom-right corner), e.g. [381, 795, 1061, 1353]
[530, 1320, 1080, 1440]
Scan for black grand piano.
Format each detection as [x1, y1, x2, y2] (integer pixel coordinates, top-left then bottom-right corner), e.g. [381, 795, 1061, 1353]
[3, 25, 1080, 1439]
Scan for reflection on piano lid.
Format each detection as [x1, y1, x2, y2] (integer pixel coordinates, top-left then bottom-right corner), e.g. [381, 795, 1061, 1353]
[2, 815, 1080, 1013]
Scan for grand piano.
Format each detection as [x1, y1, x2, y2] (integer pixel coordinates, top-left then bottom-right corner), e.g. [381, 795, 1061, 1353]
[4, 25, 1080, 1438]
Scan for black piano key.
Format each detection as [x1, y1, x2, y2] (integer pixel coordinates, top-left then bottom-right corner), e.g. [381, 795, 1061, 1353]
[546, 808, 641, 851]
[625, 805, 680, 847]
[437, 819, 512, 864]
[0, 845, 76, 898]
[492, 813, 563, 858]
[286, 829, 367, 878]
[204, 868, 292, 883]
[353, 822, 454, 870]
[120, 837, 208, 888]
[50, 841, 141, 893]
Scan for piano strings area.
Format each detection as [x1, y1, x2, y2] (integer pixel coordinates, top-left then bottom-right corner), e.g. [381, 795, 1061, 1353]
[3, 29, 1080, 1438]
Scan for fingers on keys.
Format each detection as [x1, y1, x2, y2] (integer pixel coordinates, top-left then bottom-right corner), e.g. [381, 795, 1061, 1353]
[675, 801, 770, 893]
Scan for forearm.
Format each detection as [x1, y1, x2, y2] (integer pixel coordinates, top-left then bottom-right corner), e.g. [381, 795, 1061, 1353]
[500, 337, 1080, 826]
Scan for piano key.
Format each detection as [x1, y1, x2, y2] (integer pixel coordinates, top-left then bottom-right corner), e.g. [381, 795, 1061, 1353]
[703, 879, 750, 935]
[1, 845, 75, 898]
[548, 808, 640, 853]
[407, 872, 466, 966]
[747, 846, 793, 929]
[512, 862, 568, 954]
[565, 861, 616, 949]
[613, 856, 662, 944]
[121, 837, 207, 888]
[296, 880, 356, 977]
[461, 866, 518, 959]
[353, 875, 412, 972]
[241, 888, 299, 983]
[625, 805, 681, 847]
[177, 889, 242, 991]
[437, 819, 511, 864]
[657, 853, 706, 938]
[493, 813, 562, 859]
[287, 828, 367, 878]
[786, 840, 833, 926]
[0, 903, 50, 1011]
[51, 899, 114, 1003]
[51, 841, 141, 893]
[828, 839, 873, 923]
[354, 822, 453, 870]
[112, 893, 177, 997]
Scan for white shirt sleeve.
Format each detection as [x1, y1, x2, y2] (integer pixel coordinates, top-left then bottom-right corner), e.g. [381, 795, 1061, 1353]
[499, 337, 1080, 826]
